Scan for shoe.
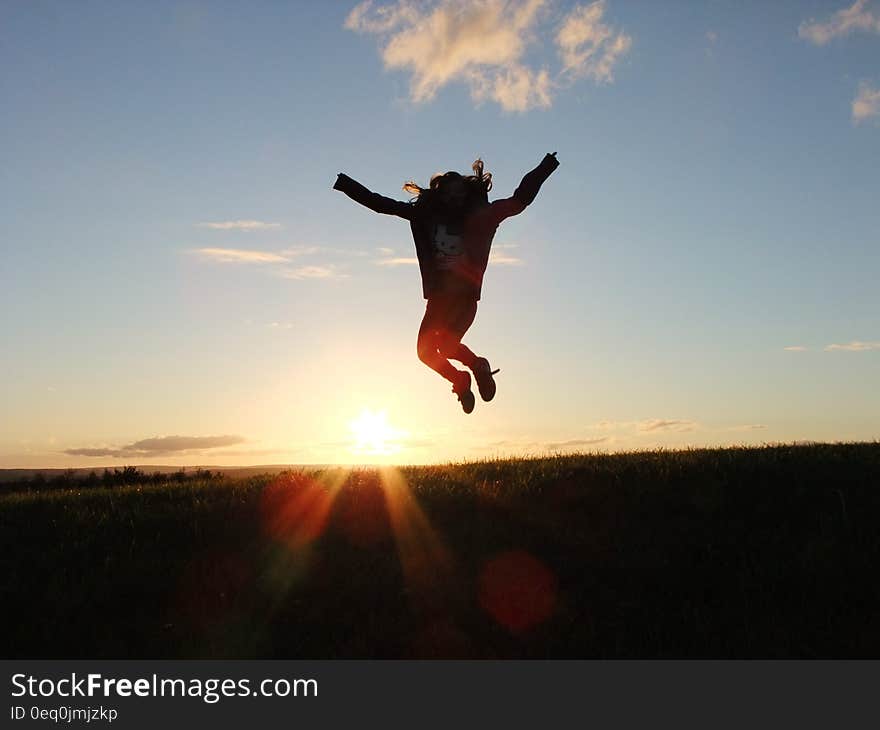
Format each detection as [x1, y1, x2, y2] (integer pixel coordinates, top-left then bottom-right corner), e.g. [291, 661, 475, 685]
[471, 357, 500, 402]
[452, 371, 475, 414]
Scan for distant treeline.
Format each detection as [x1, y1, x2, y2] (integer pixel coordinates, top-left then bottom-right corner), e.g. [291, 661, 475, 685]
[2, 466, 223, 494]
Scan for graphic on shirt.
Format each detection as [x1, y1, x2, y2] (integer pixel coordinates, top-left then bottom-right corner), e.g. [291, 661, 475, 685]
[432, 223, 464, 270]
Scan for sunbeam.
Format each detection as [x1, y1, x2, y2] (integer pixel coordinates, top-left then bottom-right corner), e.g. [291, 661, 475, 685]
[378, 467, 455, 609]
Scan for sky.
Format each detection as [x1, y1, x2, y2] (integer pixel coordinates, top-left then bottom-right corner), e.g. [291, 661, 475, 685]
[1, 0, 878, 468]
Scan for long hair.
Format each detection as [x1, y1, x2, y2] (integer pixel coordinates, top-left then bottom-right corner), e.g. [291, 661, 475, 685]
[403, 159, 493, 215]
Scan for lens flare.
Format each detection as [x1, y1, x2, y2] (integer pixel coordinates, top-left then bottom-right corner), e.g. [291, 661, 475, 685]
[478, 549, 558, 634]
[379, 466, 454, 604]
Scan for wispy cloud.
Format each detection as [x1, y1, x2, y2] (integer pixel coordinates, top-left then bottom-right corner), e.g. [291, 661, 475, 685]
[473, 436, 611, 453]
[730, 424, 768, 432]
[193, 246, 349, 281]
[345, 0, 631, 112]
[824, 340, 880, 351]
[638, 419, 697, 433]
[853, 81, 880, 123]
[544, 437, 608, 450]
[473, 438, 540, 451]
[556, 1, 632, 84]
[280, 245, 321, 257]
[64, 435, 246, 458]
[280, 265, 348, 280]
[193, 247, 289, 263]
[784, 345, 808, 352]
[488, 250, 524, 265]
[799, 0, 880, 45]
[593, 419, 700, 434]
[594, 419, 623, 430]
[197, 220, 282, 231]
[376, 256, 419, 266]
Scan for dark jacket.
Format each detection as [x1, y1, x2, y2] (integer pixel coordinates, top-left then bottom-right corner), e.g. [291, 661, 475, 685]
[333, 153, 560, 300]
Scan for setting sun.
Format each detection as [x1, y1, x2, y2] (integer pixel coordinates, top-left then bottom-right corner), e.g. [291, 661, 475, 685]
[348, 409, 406, 458]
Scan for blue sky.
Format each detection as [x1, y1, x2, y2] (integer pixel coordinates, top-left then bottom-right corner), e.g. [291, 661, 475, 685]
[2, 0, 878, 467]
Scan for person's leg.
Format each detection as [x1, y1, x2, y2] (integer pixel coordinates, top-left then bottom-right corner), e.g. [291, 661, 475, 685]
[438, 297, 498, 402]
[417, 299, 461, 384]
[417, 297, 477, 413]
[436, 299, 479, 368]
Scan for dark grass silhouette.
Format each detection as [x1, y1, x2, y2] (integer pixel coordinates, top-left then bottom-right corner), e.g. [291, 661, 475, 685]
[2, 442, 879, 658]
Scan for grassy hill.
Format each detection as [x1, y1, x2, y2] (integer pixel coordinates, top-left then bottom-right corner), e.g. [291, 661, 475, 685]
[2, 442, 879, 658]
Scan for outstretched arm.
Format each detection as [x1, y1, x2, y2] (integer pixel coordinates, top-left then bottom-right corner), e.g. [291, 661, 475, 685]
[490, 152, 560, 223]
[333, 173, 413, 220]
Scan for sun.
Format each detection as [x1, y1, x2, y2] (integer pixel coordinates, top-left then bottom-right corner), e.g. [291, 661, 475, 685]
[348, 409, 405, 458]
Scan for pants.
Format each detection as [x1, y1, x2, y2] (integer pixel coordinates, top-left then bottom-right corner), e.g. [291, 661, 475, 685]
[417, 295, 479, 383]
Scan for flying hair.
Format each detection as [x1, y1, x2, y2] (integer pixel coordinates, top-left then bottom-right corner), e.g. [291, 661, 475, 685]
[403, 159, 493, 212]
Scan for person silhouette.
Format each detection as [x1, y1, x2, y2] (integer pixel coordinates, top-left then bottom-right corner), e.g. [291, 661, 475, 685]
[333, 152, 560, 413]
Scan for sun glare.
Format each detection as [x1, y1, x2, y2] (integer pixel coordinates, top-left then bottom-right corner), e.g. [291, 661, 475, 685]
[348, 409, 406, 458]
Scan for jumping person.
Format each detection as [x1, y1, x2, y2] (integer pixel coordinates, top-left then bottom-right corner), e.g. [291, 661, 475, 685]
[333, 152, 560, 413]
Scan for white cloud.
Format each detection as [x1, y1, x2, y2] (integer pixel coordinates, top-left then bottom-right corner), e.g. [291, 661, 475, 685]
[784, 345, 808, 352]
[193, 246, 348, 282]
[344, 0, 421, 33]
[592, 419, 699, 433]
[824, 340, 880, 351]
[556, 0, 632, 83]
[638, 419, 697, 433]
[376, 256, 419, 266]
[594, 419, 626, 430]
[281, 265, 348, 280]
[280, 245, 321, 257]
[488, 250, 524, 265]
[345, 0, 630, 111]
[193, 247, 289, 263]
[799, 0, 880, 45]
[544, 437, 608, 450]
[197, 220, 282, 231]
[853, 81, 880, 122]
[482, 64, 553, 111]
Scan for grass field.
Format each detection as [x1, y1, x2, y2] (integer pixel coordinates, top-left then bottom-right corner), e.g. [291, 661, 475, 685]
[3, 443, 879, 658]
